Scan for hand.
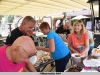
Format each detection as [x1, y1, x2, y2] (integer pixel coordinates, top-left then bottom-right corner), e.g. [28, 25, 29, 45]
[73, 49, 79, 53]
[79, 50, 86, 55]
[36, 46, 42, 50]
[36, 46, 38, 49]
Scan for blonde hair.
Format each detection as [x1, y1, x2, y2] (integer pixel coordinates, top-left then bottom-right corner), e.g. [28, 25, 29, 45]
[71, 20, 86, 34]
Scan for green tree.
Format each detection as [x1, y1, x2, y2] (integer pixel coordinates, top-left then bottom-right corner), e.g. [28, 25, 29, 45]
[6, 15, 14, 23]
[0, 15, 4, 20]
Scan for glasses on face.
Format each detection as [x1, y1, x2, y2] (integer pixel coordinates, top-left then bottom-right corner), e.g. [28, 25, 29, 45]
[66, 25, 69, 29]
[16, 46, 37, 60]
[67, 26, 70, 28]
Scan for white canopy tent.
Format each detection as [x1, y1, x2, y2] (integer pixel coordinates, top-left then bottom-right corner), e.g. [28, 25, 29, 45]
[71, 15, 90, 20]
[0, 0, 89, 17]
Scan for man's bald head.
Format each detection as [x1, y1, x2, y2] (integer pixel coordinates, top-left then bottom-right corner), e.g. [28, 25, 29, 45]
[12, 36, 36, 54]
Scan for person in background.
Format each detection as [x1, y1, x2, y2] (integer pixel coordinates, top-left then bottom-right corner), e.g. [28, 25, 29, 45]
[36, 22, 71, 72]
[0, 36, 37, 72]
[96, 20, 100, 33]
[55, 21, 70, 43]
[87, 30, 94, 55]
[5, 16, 37, 45]
[68, 20, 89, 64]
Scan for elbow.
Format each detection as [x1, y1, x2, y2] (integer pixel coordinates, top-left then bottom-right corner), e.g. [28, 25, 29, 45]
[86, 46, 89, 51]
[50, 48, 55, 52]
[50, 49, 55, 52]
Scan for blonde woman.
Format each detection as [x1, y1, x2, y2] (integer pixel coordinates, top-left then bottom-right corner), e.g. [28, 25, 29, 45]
[68, 20, 89, 57]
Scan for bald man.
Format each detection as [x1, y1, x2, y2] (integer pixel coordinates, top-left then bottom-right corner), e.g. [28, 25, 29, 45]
[6, 16, 37, 45]
[55, 22, 70, 43]
[0, 36, 37, 72]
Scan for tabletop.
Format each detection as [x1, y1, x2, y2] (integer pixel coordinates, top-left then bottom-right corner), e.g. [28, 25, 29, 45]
[35, 59, 55, 72]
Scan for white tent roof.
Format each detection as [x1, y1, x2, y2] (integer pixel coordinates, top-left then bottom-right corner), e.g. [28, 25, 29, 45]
[71, 15, 90, 20]
[0, 0, 90, 17]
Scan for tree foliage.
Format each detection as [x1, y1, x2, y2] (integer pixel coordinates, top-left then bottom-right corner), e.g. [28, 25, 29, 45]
[0, 15, 4, 20]
[6, 15, 14, 23]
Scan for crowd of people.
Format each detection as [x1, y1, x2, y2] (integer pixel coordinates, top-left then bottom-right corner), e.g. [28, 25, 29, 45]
[0, 15, 94, 72]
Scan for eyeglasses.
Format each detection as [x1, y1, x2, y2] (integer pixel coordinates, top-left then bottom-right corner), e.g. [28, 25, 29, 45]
[67, 26, 70, 28]
[16, 46, 37, 60]
[66, 25, 70, 29]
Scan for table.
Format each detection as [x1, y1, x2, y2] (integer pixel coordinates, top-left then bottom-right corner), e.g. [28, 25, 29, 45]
[35, 59, 55, 72]
[68, 55, 100, 72]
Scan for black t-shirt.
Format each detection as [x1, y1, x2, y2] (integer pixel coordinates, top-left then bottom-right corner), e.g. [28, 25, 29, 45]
[6, 27, 38, 46]
[6, 27, 24, 45]
[55, 25, 70, 38]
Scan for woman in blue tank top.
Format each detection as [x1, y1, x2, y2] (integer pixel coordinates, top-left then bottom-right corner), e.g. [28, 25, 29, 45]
[36, 22, 71, 72]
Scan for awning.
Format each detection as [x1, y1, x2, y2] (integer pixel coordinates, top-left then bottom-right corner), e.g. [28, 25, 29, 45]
[0, 0, 90, 17]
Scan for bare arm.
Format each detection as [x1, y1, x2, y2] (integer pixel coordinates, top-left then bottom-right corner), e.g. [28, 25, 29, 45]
[25, 60, 37, 72]
[59, 34, 68, 43]
[81, 39, 89, 54]
[68, 41, 79, 53]
[36, 39, 55, 52]
[89, 38, 94, 45]
[24, 67, 30, 72]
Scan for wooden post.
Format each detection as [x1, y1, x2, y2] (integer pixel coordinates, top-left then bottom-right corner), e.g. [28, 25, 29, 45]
[8, 23, 12, 33]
